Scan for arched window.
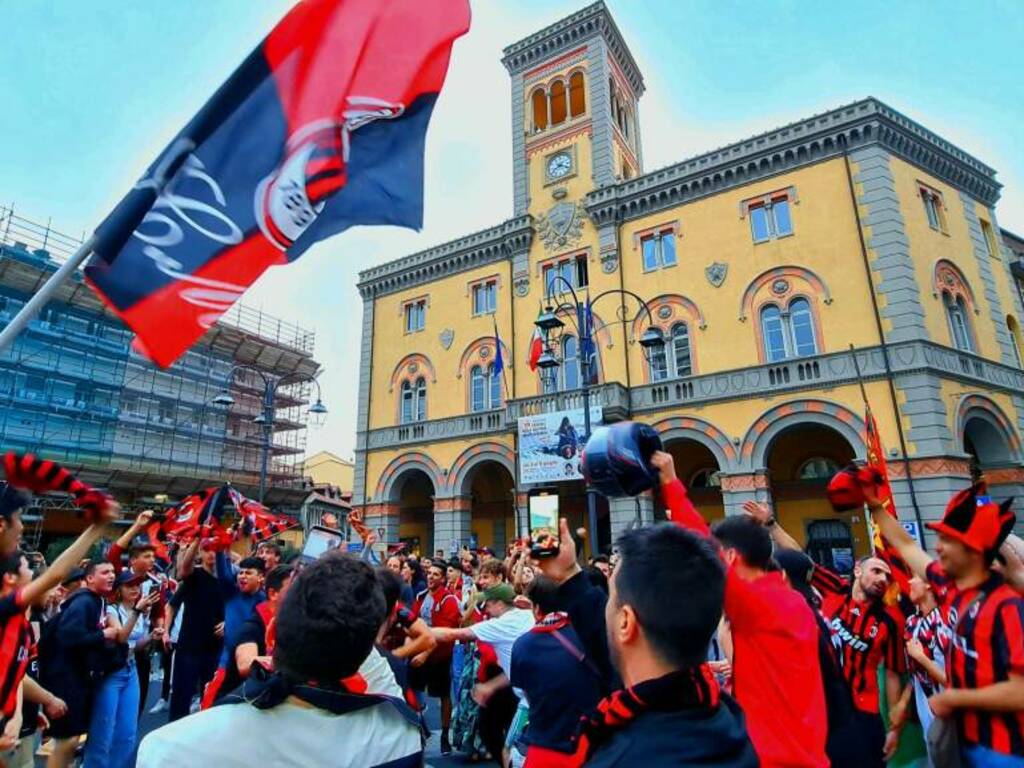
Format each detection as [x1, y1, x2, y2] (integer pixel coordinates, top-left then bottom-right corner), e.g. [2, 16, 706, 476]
[470, 365, 485, 412]
[1008, 316, 1023, 369]
[944, 292, 973, 352]
[488, 363, 502, 408]
[690, 468, 721, 488]
[400, 381, 414, 424]
[789, 298, 817, 356]
[569, 71, 585, 117]
[550, 80, 567, 125]
[648, 322, 692, 381]
[415, 377, 426, 421]
[761, 305, 787, 362]
[798, 457, 841, 480]
[531, 88, 548, 132]
[761, 299, 819, 362]
[562, 335, 579, 390]
[671, 323, 692, 377]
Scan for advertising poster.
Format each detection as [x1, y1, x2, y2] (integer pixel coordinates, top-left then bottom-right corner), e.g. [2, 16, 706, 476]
[517, 406, 602, 484]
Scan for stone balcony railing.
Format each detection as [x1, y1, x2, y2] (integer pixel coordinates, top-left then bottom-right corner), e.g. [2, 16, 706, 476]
[363, 341, 1024, 451]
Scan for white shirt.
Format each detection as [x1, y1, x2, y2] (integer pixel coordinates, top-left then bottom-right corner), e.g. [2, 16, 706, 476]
[469, 607, 535, 679]
[138, 695, 421, 768]
[359, 647, 401, 698]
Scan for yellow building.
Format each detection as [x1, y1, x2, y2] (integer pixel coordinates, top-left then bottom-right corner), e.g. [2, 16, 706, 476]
[303, 450, 355, 493]
[353, 1, 1024, 562]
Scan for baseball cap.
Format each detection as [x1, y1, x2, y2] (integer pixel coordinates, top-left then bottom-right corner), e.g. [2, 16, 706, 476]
[114, 570, 146, 589]
[482, 583, 516, 605]
[61, 567, 86, 587]
[926, 482, 1015, 554]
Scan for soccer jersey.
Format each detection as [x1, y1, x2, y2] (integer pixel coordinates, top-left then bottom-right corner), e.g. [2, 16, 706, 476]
[0, 589, 31, 720]
[811, 565, 905, 714]
[903, 606, 949, 697]
[926, 561, 1024, 757]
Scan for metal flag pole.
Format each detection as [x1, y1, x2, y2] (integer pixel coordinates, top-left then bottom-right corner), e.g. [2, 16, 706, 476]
[0, 235, 97, 354]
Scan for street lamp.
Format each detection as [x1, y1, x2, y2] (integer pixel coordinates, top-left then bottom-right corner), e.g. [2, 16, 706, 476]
[211, 366, 328, 503]
[533, 279, 665, 554]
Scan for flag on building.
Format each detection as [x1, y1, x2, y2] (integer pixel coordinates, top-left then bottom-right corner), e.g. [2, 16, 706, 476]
[84, 0, 471, 367]
[863, 405, 913, 594]
[580, 295, 595, 360]
[527, 327, 543, 371]
[493, 321, 504, 376]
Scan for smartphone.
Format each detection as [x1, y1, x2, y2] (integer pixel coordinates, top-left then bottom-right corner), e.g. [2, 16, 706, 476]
[300, 525, 345, 563]
[529, 494, 560, 559]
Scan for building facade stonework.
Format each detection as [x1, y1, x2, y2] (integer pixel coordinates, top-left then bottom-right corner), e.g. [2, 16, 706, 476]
[353, 1, 1024, 561]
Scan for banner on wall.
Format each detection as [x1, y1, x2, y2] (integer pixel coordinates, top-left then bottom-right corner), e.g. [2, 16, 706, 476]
[517, 406, 602, 485]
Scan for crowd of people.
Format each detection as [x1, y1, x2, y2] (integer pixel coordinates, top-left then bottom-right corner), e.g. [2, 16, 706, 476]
[0, 449, 1022, 767]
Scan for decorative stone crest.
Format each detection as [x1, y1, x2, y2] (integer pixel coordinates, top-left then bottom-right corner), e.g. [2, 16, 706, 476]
[439, 328, 454, 350]
[600, 250, 619, 274]
[514, 273, 530, 297]
[536, 200, 585, 251]
[479, 346, 491, 360]
[771, 278, 790, 295]
[705, 262, 728, 288]
[657, 305, 673, 320]
[408, 362, 419, 374]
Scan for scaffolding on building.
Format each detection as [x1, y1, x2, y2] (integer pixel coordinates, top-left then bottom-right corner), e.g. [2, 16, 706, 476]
[0, 205, 321, 522]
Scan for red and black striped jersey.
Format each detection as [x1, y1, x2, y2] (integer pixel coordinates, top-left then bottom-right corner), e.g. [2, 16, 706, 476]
[926, 562, 1024, 757]
[811, 564, 905, 714]
[0, 588, 32, 720]
[904, 607, 949, 697]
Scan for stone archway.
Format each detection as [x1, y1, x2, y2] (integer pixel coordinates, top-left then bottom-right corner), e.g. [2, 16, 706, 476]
[658, 438, 724, 524]
[764, 421, 865, 572]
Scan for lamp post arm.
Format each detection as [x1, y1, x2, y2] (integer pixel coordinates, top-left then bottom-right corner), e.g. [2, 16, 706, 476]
[590, 288, 658, 327]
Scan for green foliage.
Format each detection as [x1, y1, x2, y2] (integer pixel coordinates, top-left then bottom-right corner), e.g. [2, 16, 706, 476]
[43, 536, 109, 566]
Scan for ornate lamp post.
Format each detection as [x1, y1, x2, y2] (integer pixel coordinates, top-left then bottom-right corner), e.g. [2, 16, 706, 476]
[212, 367, 328, 502]
[533, 278, 664, 552]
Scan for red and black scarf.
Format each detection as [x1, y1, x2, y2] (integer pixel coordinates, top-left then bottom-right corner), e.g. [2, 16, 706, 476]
[535, 665, 720, 767]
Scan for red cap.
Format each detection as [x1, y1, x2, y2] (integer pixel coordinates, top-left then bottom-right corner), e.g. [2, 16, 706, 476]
[826, 465, 883, 512]
[926, 483, 1014, 554]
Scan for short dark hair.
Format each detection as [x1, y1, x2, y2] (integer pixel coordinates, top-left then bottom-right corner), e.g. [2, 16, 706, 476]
[710, 516, 773, 570]
[614, 524, 724, 668]
[0, 484, 28, 521]
[376, 567, 404, 614]
[129, 543, 155, 559]
[274, 553, 385, 683]
[479, 558, 506, 580]
[590, 555, 610, 566]
[239, 557, 266, 573]
[265, 565, 293, 595]
[83, 561, 113, 578]
[1, 553, 25, 578]
[526, 575, 561, 616]
[584, 566, 609, 594]
[257, 541, 283, 555]
[427, 563, 445, 577]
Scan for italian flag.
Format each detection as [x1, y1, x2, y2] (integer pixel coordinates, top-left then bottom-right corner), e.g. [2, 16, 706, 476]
[527, 328, 543, 371]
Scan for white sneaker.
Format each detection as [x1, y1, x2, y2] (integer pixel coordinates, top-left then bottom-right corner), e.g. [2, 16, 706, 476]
[149, 699, 169, 714]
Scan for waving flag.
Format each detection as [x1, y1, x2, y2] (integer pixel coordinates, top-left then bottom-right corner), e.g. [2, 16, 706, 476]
[234, 492, 298, 543]
[84, 0, 471, 366]
[527, 328, 543, 372]
[863, 405, 913, 596]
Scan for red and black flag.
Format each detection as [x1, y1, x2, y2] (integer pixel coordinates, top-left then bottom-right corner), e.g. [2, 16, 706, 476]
[862, 406, 914, 595]
[1, 451, 112, 523]
[234, 494, 297, 543]
[83, 0, 470, 367]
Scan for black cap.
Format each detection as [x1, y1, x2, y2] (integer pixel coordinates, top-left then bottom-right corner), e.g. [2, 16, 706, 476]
[61, 567, 86, 587]
[114, 570, 145, 589]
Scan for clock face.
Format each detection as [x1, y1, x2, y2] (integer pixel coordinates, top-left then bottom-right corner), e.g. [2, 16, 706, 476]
[547, 152, 572, 179]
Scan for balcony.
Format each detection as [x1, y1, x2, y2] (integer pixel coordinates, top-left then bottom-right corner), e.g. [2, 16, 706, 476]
[506, 382, 630, 422]
[366, 409, 508, 450]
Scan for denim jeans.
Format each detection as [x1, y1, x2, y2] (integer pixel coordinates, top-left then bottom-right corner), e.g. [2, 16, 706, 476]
[450, 641, 465, 703]
[962, 745, 1024, 767]
[84, 664, 139, 768]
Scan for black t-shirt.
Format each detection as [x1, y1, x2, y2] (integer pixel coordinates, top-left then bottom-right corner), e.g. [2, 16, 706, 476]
[170, 569, 225, 654]
[236, 612, 267, 656]
[510, 624, 603, 753]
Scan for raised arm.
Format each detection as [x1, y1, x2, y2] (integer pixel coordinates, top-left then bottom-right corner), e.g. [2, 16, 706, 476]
[742, 500, 802, 551]
[863, 485, 932, 579]
[109, 510, 154, 567]
[650, 452, 710, 536]
[21, 502, 120, 606]
[176, 537, 201, 579]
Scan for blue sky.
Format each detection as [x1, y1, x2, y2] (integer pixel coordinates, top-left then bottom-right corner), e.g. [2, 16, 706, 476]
[2, 1, 1022, 459]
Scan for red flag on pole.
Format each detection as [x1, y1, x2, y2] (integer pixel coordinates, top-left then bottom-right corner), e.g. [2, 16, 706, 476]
[863, 405, 913, 594]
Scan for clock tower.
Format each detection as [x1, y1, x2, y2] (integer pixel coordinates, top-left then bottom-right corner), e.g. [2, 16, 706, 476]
[502, 1, 645, 218]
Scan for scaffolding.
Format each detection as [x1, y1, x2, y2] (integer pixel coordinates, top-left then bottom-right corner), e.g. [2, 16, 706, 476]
[0, 205, 321, 516]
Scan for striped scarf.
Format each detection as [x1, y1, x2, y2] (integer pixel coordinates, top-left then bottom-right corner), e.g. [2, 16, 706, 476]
[536, 665, 720, 767]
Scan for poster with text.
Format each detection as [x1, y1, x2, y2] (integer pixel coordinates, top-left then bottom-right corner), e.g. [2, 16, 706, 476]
[518, 406, 602, 485]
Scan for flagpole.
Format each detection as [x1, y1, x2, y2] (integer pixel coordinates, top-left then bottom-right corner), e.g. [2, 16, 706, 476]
[0, 235, 97, 354]
[848, 343, 870, 406]
[494, 317, 511, 404]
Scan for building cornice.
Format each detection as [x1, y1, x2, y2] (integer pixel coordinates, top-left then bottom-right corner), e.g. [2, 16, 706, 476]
[501, 1, 644, 96]
[356, 216, 533, 299]
[585, 98, 1001, 226]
